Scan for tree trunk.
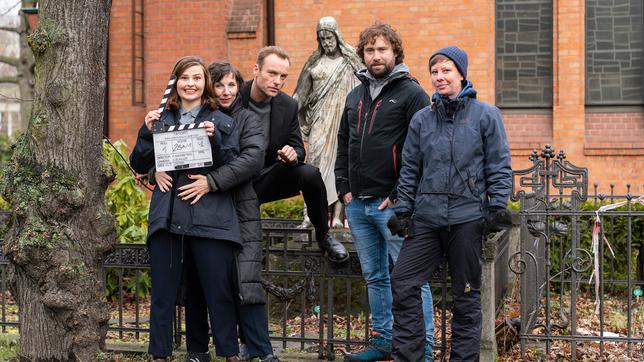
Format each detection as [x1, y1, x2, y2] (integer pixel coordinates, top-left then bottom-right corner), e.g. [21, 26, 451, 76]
[0, 1, 116, 361]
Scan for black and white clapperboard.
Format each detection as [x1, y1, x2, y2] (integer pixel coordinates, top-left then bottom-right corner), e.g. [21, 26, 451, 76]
[151, 75, 213, 172]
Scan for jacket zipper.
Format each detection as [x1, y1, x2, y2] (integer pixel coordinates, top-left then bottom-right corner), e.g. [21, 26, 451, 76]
[392, 144, 397, 175]
[358, 96, 372, 194]
[367, 99, 383, 134]
[357, 99, 363, 132]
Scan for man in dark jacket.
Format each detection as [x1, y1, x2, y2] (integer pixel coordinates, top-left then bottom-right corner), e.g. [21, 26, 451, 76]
[335, 23, 434, 362]
[390, 46, 512, 362]
[185, 47, 348, 362]
[240, 46, 348, 264]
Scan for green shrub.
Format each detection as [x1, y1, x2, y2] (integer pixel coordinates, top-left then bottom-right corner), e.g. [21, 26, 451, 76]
[0, 134, 14, 212]
[103, 140, 151, 300]
[261, 197, 304, 219]
[103, 140, 149, 244]
[545, 200, 644, 294]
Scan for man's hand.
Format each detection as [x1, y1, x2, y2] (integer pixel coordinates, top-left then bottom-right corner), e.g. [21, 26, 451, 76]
[177, 174, 209, 205]
[378, 197, 394, 210]
[387, 213, 414, 238]
[277, 145, 298, 164]
[155, 171, 173, 192]
[342, 192, 353, 205]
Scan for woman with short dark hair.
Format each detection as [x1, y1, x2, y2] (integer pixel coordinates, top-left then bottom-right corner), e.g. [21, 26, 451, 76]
[391, 46, 512, 361]
[130, 56, 258, 362]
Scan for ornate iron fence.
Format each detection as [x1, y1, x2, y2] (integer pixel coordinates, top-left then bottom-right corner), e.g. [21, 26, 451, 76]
[0, 218, 511, 359]
[510, 144, 644, 359]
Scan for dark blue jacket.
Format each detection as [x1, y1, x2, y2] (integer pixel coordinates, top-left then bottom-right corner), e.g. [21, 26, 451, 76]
[130, 105, 242, 244]
[395, 82, 512, 228]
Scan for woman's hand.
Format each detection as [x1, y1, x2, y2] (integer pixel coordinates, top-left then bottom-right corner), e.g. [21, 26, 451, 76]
[155, 171, 173, 192]
[202, 121, 215, 137]
[144, 110, 161, 131]
[177, 174, 209, 204]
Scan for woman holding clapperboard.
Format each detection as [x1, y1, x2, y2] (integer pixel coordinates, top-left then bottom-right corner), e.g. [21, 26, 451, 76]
[129, 56, 262, 362]
[180, 62, 277, 362]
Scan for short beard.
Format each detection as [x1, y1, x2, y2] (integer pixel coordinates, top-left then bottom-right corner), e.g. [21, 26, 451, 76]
[368, 62, 394, 78]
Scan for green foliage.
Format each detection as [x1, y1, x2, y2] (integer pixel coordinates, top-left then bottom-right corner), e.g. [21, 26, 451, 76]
[0, 134, 14, 211]
[261, 197, 304, 219]
[546, 200, 644, 294]
[103, 140, 148, 244]
[103, 140, 151, 300]
[105, 269, 152, 303]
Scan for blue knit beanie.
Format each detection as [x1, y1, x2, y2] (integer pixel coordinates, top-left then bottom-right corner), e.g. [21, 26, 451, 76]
[430, 46, 468, 79]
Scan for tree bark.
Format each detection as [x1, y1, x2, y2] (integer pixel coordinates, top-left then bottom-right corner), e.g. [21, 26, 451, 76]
[0, 1, 116, 361]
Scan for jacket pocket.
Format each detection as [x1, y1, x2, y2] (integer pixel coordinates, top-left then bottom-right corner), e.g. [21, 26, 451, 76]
[148, 189, 171, 223]
[191, 191, 235, 227]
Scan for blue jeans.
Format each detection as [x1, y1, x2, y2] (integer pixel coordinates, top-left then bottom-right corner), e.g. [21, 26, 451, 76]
[346, 197, 434, 345]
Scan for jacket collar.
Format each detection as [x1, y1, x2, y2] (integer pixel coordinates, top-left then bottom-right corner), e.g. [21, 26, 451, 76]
[239, 79, 286, 147]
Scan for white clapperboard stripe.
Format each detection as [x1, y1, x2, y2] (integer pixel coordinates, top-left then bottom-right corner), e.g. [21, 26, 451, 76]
[157, 74, 177, 114]
[166, 122, 206, 132]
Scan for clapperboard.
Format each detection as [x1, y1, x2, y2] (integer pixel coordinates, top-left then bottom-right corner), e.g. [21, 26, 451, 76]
[151, 75, 213, 172]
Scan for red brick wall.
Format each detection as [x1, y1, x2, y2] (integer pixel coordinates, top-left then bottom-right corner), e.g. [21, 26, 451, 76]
[273, 0, 496, 103]
[108, 0, 232, 149]
[503, 112, 554, 171]
[107, 0, 644, 194]
[585, 112, 644, 155]
[108, 0, 145, 149]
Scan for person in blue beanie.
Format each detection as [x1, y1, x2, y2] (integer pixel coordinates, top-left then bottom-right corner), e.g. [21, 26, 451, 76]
[336, 22, 435, 362]
[389, 46, 512, 361]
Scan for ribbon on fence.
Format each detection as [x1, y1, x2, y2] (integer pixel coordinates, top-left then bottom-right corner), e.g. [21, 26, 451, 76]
[589, 194, 644, 314]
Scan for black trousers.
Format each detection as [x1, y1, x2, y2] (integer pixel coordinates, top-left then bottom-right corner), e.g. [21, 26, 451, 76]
[148, 230, 239, 358]
[254, 162, 330, 237]
[391, 218, 485, 362]
[185, 162, 328, 357]
[186, 272, 273, 358]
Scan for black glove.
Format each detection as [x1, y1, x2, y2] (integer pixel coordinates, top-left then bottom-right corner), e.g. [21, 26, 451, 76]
[387, 213, 414, 238]
[485, 207, 512, 233]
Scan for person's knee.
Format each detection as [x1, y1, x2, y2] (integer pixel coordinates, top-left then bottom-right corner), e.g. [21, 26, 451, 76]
[391, 271, 418, 301]
[296, 164, 323, 188]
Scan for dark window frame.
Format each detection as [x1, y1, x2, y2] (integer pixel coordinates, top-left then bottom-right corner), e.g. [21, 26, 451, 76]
[495, 0, 554, 108]
[585, 0, 644, 106]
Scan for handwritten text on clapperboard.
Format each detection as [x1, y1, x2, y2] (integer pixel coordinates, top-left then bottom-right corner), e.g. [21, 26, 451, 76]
[153, 125, 213, 172]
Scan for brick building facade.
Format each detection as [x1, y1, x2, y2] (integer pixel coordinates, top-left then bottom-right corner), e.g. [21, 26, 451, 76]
[107, 0, 643, 193]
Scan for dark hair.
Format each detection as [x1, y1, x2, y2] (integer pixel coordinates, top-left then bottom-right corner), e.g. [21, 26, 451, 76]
[208, 62, 245, 88]
[356, 22, 404, 65]
[166, 56, 217, 111]
[429, 54, 450, 69]
[256, 46, 290, 68]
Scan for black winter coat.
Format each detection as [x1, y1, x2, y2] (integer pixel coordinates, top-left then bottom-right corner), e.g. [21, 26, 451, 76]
[130, 105, 242, 243]
[335, 71, 430, 201]
[214, 98, 266, 304]
[239, 80, 305, 170]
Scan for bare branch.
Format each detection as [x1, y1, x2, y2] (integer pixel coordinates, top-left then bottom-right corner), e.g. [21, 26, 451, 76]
[0, 55, 20, 67]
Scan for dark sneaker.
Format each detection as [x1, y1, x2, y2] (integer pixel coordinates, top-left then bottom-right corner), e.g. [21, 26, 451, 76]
[185, 351, 211, 362]
[318, 234, 349, 263]
[344, 332, 392, 361]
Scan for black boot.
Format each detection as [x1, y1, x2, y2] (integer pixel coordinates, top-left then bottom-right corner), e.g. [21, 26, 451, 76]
[317, 233, 349, 263]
